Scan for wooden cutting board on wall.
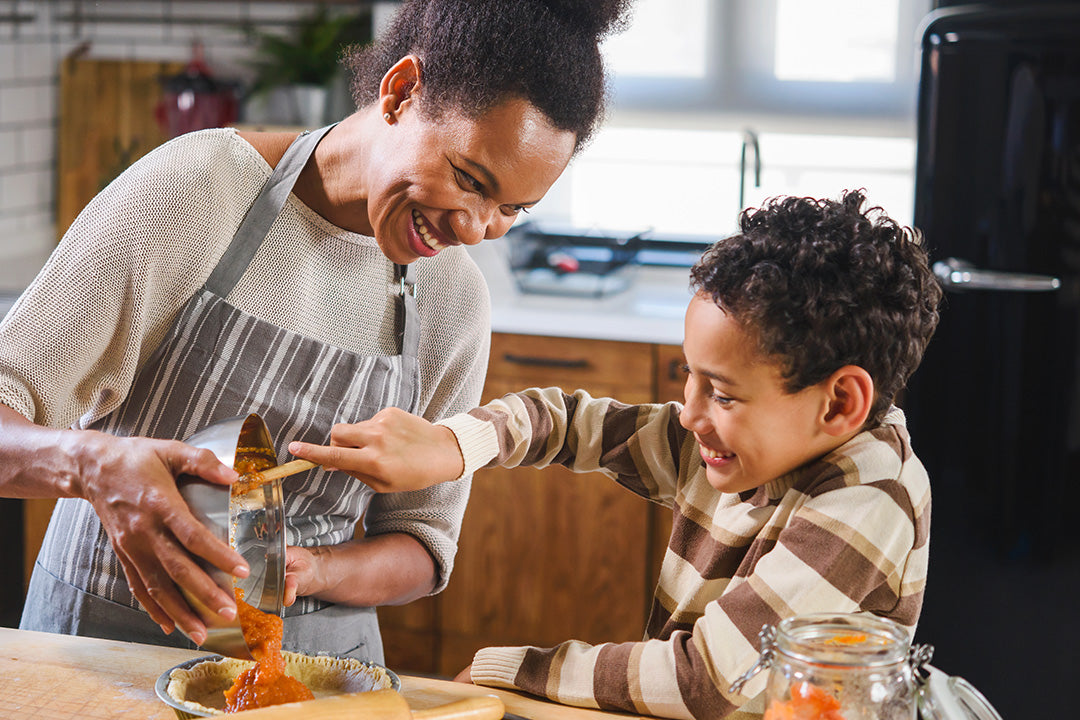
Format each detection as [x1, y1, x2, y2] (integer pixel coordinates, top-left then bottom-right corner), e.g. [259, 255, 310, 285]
[56, 55, 184, 241]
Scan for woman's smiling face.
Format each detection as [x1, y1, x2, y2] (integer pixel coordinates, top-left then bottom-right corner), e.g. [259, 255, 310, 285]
[366, 96, 576, 265]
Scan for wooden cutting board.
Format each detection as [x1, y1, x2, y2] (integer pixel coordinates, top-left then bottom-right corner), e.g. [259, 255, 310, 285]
[0, 627, 193, 719]
[0, 628, 642, 719]
[56, 54, 185, 242]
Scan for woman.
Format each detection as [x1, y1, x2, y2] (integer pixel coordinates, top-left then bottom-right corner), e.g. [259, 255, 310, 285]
[2, 0, 630, 663]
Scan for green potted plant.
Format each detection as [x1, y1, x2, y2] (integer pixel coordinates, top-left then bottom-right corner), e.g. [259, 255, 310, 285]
[244, 6, 372, 127]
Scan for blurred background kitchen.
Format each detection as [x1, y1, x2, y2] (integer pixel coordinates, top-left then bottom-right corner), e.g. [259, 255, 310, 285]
[1, 1, 1077, 718]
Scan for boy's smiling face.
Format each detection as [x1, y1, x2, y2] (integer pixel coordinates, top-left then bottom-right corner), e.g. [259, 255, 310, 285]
[678, 293, 841, 494]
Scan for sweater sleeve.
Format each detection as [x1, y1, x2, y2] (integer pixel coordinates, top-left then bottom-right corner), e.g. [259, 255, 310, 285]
[0, 130, 250, 429]
[469, 431, 928, 719]
[439, 386, 685, 505]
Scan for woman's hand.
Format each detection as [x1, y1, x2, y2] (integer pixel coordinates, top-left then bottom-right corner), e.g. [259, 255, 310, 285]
[283, 545, 324, 607]
[288, 407, 464, 493]
[62, 429, 248, 645]
[454, 664, 473, 684]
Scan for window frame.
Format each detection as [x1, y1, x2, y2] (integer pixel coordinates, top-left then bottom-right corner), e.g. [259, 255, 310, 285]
[606, 0, 932, 123]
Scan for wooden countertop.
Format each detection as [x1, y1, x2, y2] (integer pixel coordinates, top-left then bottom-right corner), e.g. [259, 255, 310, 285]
[0, 627, 646, 719]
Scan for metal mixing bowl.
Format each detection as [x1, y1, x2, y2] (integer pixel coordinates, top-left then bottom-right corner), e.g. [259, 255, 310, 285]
[177, 413, 285, 659]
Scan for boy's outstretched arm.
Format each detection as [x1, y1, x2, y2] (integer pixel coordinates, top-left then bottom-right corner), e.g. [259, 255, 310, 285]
[293, 387, 680, 499]
[288, 407, 467, 492]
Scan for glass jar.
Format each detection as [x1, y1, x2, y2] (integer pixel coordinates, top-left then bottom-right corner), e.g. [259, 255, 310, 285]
[731, 613, 1004, 720]
[732, 613, 927, 720]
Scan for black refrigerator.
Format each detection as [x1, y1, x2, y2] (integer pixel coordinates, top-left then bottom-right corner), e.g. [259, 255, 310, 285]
[904, 4, 1080, 717]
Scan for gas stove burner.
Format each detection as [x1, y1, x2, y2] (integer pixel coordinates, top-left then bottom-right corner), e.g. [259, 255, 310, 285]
[506, 222, 716, 299]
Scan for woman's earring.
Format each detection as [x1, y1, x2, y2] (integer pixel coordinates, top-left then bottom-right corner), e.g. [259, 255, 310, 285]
[383, 112, 394, 124]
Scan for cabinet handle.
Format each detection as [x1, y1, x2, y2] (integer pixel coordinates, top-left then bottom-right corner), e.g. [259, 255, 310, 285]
[668, 358, 685, 381]
[502, 353, 590, 369]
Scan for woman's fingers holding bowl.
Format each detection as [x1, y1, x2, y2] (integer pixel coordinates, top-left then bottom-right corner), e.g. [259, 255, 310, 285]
[115, 532, 214, 645]
[162, 440, 240, 487]
[114, 549, 174, 636]
[283, 546, 316, 606]
[167, 500, 250, 580]
[80, 434, 248, 643]
[123, 503, 246, 642]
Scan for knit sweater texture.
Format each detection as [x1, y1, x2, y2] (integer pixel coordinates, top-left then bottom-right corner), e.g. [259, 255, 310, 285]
[0, 127, 491, 591]
[439, 387, 931, 719]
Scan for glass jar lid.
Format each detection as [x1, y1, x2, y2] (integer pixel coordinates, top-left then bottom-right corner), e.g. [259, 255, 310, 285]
[917, 667, 1004, 720]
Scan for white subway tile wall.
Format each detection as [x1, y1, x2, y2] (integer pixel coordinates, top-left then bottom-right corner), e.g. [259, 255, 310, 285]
[0, 1, 398, 268]
[0, 1, 56, 265]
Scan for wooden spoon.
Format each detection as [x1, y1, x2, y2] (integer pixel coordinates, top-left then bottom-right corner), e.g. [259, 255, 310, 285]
[232, 459, 318, 495]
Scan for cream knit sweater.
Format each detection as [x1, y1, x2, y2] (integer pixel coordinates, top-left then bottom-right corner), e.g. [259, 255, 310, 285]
[0, 127, 491, 589]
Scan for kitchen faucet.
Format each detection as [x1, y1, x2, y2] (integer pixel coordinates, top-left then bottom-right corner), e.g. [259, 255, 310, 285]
[739, 129, 762, 211]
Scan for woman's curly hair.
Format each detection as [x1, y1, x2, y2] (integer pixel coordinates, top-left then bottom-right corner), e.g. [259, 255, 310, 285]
[690, 190, 943, 427]
[343, 0, 633, 154]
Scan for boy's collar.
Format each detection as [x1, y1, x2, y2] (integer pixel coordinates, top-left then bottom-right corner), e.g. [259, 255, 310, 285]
[762, 472, 799, 500]
[758, 408, 906, 500]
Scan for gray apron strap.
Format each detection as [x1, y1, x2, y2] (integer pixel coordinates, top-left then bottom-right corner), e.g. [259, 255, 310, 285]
[205, 123, 337, 298]
[204, 121, 419, 364]
[396, 262, 419, 360]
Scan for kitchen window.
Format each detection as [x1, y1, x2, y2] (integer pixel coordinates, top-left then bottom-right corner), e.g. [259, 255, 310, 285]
[603, 0, 931, 118]
[528, 0, 934, 239]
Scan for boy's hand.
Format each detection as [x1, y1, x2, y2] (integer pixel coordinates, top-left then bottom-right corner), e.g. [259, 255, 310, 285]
[288, 407, 465, 493]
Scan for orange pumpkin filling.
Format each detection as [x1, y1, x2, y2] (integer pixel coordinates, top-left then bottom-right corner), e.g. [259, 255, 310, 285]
[223, 590, 315, 712]
[764, 681, 847, 720]
[232, 448, 277, 496]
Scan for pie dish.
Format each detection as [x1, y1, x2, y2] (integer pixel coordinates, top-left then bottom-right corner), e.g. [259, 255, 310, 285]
[155, 652, 400, 718]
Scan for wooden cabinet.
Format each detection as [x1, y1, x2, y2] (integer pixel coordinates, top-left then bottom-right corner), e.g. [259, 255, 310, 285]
[380, 335, 687, 677]
[22, 500, 55, 591]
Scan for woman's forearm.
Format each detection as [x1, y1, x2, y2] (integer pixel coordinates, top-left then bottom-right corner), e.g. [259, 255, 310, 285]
[0, 403, 83, 499]
[293, 532, 438, 607]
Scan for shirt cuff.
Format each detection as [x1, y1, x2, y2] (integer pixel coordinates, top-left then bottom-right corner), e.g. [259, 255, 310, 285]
[470, 646, 529, 688]
[436, 413, 499, 480]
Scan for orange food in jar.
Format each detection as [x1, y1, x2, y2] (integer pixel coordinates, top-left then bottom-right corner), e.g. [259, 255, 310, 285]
[223, 589, 314, 713]
[763, 681, 847, 720]
[825, 633, 868, 645]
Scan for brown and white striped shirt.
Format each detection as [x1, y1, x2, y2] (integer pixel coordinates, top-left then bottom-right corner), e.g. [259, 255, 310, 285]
[440, 387, 931, 719]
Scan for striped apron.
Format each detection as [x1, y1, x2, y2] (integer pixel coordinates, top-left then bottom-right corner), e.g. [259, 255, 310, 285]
[20, 124, 420, 664]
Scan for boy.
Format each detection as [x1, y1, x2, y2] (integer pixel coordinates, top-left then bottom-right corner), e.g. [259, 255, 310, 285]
[289, 190, 943, 719]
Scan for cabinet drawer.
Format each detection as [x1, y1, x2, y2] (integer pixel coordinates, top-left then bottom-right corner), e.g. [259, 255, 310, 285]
[655, 344, 686, 403]
[487, 333, 652, 393]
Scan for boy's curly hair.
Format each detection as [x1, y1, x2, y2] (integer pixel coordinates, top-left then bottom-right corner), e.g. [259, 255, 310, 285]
[690, 190, 942, 427]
